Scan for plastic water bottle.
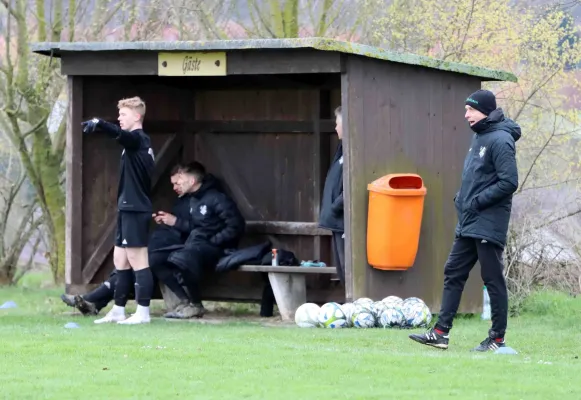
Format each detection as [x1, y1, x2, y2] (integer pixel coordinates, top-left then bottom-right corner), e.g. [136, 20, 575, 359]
[271, 249, 278, 267]
[481, 285, 491, 320]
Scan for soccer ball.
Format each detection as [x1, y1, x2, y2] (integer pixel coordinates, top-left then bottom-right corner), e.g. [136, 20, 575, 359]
[354, 297, 374, 307]
[351, 304, 376, 328]
[371, 301, 388, 326]
[401, 298, 432, 328]
[352, 300, 373, 315]
[382, 296, 404, 309]
[378, 306, 405, 328]
[318, 302, 348, 328]
[403, 297, 425, 306]
[295, 303, 321, 328]
[340, 303, 356, 327]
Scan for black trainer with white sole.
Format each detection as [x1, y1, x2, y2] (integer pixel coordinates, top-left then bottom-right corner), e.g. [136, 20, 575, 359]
[409, 328, 450, 349]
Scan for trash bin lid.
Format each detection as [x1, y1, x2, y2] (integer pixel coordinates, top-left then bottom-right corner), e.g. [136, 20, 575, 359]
[367, 173, 427, 196]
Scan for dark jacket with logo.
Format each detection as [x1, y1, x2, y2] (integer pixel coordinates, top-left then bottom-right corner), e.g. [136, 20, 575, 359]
[167, 174, 246, 270]
[454, 108, 521, 248]
[183, 174, 245, 249]
[319, 142, 344, 232]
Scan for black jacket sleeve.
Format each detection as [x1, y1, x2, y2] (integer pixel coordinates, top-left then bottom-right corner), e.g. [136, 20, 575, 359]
[173, 217, 191, 234]
[474, 137, 518, 210]
[97, 120, 142, 149]
[171, 198, 191, 234]
[209, 194, 246, 247]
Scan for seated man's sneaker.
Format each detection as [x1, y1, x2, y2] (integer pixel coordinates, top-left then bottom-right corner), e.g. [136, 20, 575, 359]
[409, 328, 449, 349]
[73, 295, 98, 316]
[176, 303, 206, 319]
[471, 330, 506, 352]
[94, 305, 126, 324]
[118, 305, 150, 325]
[163, 300, 189, 319]
[61, 294, 76, 308]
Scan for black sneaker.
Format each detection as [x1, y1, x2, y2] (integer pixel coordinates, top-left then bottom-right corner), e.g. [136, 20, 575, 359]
[73, 295, 98, 316]
[61, 294, 76, 308]
[409, 328, 450, 349]
[472, 336, 506, 352]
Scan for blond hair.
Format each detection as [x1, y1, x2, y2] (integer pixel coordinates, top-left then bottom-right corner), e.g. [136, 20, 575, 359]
[118, 96, 146, 120]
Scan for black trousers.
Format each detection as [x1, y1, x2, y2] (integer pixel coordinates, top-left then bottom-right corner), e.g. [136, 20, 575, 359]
[83, 273, 122, 311]
[436, 236, 508, 335]
[156, 243, 224, 305]
[332, 231, 345, 285]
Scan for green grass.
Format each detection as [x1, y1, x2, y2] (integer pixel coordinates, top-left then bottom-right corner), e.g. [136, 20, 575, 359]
[1, 274, 580, 399]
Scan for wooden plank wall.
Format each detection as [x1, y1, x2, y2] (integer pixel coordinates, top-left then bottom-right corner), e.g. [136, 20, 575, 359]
[76, 75, 344, 303]
[343, 54, 483, 313]
[190, 88, 342, 303]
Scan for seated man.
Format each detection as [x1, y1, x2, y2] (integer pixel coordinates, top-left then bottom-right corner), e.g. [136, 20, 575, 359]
[152, 161, 246, 319]
[60, 165, 194, 315]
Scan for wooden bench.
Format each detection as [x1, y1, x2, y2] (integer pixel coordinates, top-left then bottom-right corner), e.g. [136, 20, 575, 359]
[158, 220, 338, 321]
[160, 265, 337, 322]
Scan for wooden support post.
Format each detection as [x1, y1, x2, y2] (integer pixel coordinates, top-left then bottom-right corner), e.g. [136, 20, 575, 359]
[313, 90, 322, 262]
[267, 272, 307, 321]
[65, 76, 83, 287]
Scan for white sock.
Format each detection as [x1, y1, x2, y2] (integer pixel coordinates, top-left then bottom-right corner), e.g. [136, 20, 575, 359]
[112, 305, 125, 315]
[136, 305, 150, 317]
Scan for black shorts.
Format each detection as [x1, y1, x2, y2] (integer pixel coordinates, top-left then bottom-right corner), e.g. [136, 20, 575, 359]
[115, 211, 151, 248]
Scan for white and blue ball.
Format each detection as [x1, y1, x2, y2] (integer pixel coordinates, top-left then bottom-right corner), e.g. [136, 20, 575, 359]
[381, 296, 404, 309]
[401, 298, 432, 328]
[379, 306, 405, 328]
[353, 297, 374, 307]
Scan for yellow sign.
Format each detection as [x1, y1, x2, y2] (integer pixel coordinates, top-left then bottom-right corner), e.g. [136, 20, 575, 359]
[158, 52, 227, 76]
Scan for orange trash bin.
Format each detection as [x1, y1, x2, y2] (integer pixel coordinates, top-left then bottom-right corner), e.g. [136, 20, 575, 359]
[366, 174, 427, 270]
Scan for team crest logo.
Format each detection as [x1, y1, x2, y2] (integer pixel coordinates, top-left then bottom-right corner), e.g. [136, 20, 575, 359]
[199, 205, 207, 215]
[479, 146, 486, 158]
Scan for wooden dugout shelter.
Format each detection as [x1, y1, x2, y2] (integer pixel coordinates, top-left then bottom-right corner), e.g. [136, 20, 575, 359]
[31, 38, 516, 314]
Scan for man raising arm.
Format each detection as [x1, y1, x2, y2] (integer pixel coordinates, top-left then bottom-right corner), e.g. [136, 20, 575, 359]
[82, 96, 156, 325]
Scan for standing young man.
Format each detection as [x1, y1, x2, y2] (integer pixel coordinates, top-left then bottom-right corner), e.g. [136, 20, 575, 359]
[81, 96, 156, 325]
[409, 89, 521, 351]
[319, 106, 345, 285]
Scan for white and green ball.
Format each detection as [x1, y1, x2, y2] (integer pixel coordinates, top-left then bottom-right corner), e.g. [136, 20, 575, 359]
[340, 302, 356, 327]
[351, 306, 376, 328]
[379, 306, 405, 328]
[294, 303, 321, 328]
[318, 302, 348, 328]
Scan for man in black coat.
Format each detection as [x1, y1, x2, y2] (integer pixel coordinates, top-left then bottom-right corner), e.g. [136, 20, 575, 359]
[151, 161, 246, 319]
[410, 89, 521, 352]
[319, 106, 345, 285]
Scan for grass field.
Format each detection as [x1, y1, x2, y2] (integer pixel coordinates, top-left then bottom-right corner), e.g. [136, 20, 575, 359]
[1, 273, 580, 399]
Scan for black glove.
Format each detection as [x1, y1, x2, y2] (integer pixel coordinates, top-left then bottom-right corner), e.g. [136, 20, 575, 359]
[81, 118, 101, 134]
